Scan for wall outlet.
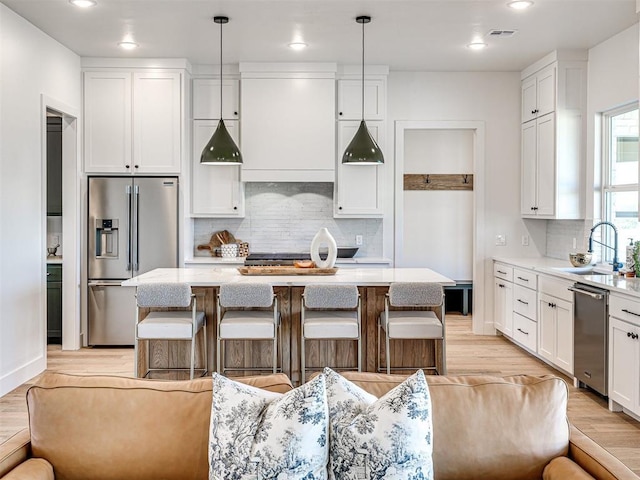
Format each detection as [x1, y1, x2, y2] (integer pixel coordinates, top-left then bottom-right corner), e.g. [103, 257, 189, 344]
[521, 235, 529, 246]
[495, 234, 506, 246]
[355, 235, 363, 246]
[572, 237, 577, 249]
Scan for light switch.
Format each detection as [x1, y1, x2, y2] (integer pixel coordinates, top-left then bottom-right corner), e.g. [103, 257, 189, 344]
[495, 234, 506, 246]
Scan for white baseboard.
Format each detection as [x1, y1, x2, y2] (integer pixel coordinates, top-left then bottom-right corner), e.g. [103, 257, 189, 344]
[0, 354, 46, 397]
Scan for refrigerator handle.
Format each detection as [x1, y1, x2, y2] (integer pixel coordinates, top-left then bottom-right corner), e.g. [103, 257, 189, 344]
[133, 184, 140, 271]
[126, 185, 132, 271]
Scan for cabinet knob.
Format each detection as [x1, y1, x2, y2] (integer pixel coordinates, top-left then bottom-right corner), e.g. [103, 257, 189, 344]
[134, 165, 139, 169]
[338, 206, 343, 210]
[339, 112, 343, 116]
[234, 111, 238, 116]
[125, 165, 130, 169]
[233, 206, 238, 210]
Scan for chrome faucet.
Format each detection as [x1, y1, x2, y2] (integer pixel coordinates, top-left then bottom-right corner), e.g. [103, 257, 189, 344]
[588, 221, 623, 272]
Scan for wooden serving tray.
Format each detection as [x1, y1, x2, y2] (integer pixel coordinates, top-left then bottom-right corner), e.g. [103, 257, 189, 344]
[237, 266, 338, 276]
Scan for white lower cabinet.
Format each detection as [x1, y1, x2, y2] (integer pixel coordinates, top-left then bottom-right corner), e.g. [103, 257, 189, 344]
[513, 313, 537, 352]
[494, 278, 513, 337]
[537, 275, 574, 375]
[608, 293, 640, 416]
[538, 293, 573, 375]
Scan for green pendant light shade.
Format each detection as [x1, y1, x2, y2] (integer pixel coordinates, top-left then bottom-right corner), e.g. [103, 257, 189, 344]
[201, 118, 243, 164]
[342, 120, 384, 164]
[342, 15, 384, 165]
[200, 16, 243, 165]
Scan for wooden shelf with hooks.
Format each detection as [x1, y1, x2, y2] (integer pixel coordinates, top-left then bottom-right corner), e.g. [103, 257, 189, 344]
[404, 174, 474, 191]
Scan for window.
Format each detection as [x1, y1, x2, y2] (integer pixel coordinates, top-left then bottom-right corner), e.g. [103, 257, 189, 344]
[601, 104, 639, 266]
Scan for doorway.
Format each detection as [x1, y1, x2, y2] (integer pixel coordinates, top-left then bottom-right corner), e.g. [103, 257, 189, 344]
[42, 95, 81, 351]
[394, 120, 488, 334]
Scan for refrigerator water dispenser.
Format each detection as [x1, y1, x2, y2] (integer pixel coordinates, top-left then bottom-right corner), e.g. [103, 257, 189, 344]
[95, 219, 119, 258]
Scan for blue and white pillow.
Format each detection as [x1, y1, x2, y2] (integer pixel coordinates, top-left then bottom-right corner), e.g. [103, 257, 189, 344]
[209, 373, 328, 480]
[324, 368, 434, 480]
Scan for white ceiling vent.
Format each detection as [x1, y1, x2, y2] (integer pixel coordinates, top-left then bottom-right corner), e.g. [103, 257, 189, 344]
[487, 29, 518, 38]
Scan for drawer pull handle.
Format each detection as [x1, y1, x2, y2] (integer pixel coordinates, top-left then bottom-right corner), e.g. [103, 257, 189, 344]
[517, 276, 529, 282]
[517, 299, 529, 305]
[628, 332, 639, 340]
[622, 309, 640, 317]
[517, 328, 529, 335]
[498, 283, 505, 288]
[548, 302, 556, 308]
[497, 270, 507, 275]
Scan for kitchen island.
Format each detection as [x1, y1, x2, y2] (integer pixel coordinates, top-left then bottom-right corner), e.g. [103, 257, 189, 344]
[123, 267, 455, 383]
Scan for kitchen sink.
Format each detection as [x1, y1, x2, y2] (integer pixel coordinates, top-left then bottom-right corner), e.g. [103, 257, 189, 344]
[552, 266, 612, 276]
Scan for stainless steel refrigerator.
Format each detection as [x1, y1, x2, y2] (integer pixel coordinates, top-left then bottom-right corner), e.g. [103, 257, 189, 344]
[87, 176, 178, 345]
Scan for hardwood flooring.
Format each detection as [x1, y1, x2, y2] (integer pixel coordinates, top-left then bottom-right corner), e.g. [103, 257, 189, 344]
[1, 314, 639, 475]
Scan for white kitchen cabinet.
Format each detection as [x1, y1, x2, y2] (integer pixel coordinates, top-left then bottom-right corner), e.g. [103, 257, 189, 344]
[494, 278, 513, 337]
[83, 71, 132, 173]
[84, 70, 182, 174]
[513, 313, 537, 353]
[511, 268, 537, 352]
[192, 78, 239, 120]
[337, 79, 385, 121]
[608, 293, 640, 416]
[521, 113, 555, 216]
[334, 121, 384, 217]
[538, 293, 574, 375]
[493, 263, 514, 337]
[537, 274, 574, 375]
[520, 52, 587, 220]
[521, 63, 555, 123]
[191, 120, 243, 217]
[239, 64, 336, 182]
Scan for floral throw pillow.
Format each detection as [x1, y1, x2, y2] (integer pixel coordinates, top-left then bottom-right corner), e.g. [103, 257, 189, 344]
[324, 368, 434, 480]
[208, 373, 328, 480]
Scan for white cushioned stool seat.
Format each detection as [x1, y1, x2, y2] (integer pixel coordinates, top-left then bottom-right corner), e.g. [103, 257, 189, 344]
[300, 284, 362, 383]
[219, 311, 277, 339]
[380, 310, 442, 339]
[138, 311, 205, 339]
[303, 311, 359, 339]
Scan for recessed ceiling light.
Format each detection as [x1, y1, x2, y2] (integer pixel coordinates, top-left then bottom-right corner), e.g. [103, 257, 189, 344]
[69, 0, 97, 7]
[118, 41, 139, 50]
[467, 42, 488, 51]
[288, 42, 308, 51]
[507, 1, 534, 10]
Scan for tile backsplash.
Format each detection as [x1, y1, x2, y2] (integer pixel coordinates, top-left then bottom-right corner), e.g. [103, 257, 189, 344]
[545, 220, 589, 260]
[193, 182, 383, 257]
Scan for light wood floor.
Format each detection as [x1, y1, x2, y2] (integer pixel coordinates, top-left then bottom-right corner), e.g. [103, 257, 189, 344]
[1, 314, 639, 475]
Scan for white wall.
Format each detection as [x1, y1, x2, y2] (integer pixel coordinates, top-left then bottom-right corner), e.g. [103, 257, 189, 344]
[0, 4, 81, 396]
[584, 23, 639, 224]
[388, 72, 539, 332]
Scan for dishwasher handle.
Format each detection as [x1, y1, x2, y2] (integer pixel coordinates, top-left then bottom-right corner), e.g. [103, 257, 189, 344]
[568, 286, 604, 300]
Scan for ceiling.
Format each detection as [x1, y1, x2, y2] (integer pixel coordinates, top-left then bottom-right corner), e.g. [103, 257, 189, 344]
[2, 0, 638, 72]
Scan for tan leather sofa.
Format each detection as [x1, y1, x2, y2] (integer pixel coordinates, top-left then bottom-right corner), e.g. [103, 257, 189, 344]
[0, 371, 637, 480]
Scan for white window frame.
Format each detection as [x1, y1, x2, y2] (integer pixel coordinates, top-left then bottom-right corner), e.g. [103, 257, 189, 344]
[601, 102, 639, 262]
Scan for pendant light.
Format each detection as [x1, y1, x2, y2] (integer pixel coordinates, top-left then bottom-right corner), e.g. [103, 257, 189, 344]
[342, 15, 384, 165]
[200, 16, 243, 165]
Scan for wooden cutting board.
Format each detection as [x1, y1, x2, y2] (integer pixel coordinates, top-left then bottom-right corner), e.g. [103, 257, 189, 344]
[237, 266, 338, 276]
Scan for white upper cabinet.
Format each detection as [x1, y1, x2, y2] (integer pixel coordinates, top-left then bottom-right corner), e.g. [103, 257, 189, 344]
[84, 69, 182, 174]
[520, 51, 587, 219]
[191, 120, 243, 217]
[132, 72, 182, 174]
[83, 71, 132, 173]
[521, 64, 555, 123]
[337, 79, 385, 121]
[192, 78, 240, 120]
[335, 121, 385, 217]
[239, 63, 336, 182]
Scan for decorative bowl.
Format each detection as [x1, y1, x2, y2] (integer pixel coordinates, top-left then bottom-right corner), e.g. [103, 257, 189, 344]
[569, 252, 593, 267]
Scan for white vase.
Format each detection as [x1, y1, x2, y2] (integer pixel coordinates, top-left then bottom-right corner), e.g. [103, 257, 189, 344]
[310, 227, 337, 268]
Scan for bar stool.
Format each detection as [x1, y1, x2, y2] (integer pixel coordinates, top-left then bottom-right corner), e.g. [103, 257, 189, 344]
[378, 282, 446, 375]
[216, 283, 280, 374]
[301, 284, 361, 383]
[135, 283, 206, 380]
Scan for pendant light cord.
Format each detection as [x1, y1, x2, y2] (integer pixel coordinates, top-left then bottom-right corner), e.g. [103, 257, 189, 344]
[361, 18, 365, 121]
[219, 20, 223, 120]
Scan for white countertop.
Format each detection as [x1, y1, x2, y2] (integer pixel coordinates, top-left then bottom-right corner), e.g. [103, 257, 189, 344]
[494, 256, 640, 298]
[122, 267, 456, 287]
[184, 256, 393, 266]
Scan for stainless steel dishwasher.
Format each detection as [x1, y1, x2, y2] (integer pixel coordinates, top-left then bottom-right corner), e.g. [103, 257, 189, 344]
[570, 283, 609, 396]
